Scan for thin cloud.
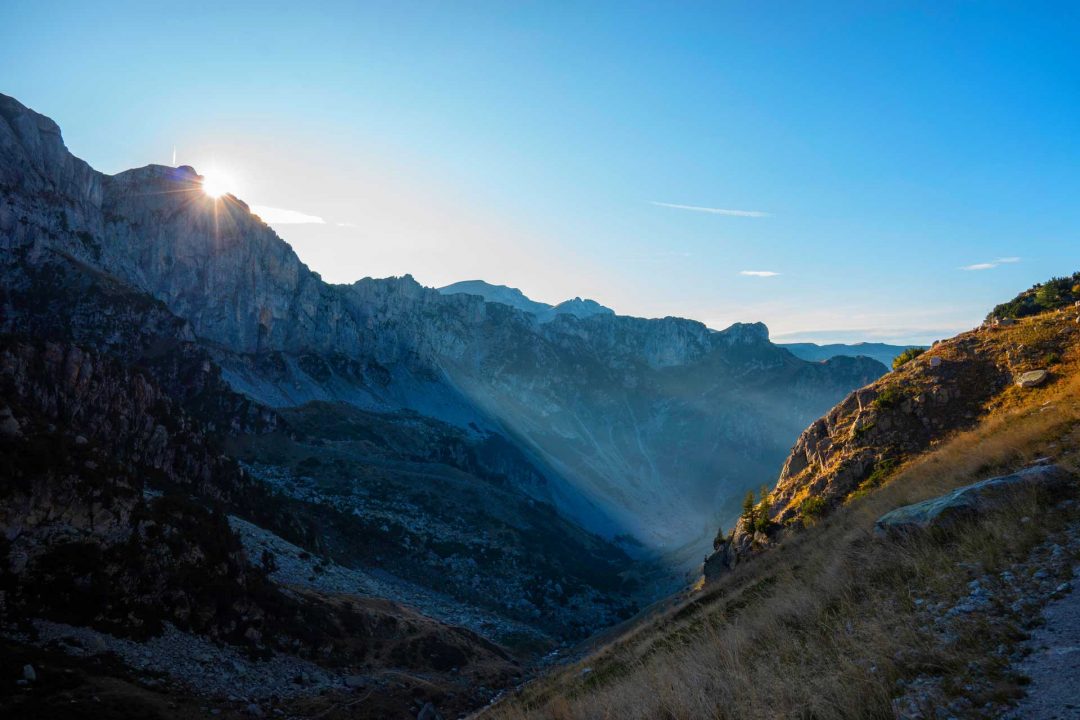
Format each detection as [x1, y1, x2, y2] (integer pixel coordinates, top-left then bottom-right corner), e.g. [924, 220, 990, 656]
[250, 205, 326, 225]
[960, 256, 1021, 271]
[740, 270, 780, 277]
[651, 201, 768, 218]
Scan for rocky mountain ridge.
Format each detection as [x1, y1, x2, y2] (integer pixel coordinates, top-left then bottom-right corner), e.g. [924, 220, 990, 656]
[438, 279, 615, 322]
[0, 91, 884, 554]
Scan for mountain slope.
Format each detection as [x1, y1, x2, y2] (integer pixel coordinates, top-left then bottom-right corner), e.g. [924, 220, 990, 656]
[483, 289, 1080, 720]
[0, 91, 884, 557]
[735, 298, 1079, 555]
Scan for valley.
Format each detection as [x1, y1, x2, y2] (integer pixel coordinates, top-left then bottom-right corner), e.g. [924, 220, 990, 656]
[1, 89, 1077, 720]
[0, 93, 887, 718]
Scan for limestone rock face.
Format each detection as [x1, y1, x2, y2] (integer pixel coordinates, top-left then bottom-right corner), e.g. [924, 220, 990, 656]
[0, 92, 885, 552]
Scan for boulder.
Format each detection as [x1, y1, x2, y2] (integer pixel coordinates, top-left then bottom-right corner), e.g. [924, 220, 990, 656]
[875, 464, 1073, 537]
[1016, 369, 1049, 388]
[417, 703, 443, 720]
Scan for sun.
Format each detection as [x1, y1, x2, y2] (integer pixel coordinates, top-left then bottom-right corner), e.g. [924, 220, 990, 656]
[200, 169, 236, 199]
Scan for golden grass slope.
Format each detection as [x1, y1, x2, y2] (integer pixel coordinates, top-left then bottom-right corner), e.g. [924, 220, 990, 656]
[482, 307, 1080, 720]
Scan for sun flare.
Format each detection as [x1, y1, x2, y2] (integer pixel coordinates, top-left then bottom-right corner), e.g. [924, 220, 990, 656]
[200, 169, 236, 199]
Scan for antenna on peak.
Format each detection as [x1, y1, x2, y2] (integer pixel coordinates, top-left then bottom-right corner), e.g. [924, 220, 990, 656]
[172, 146, 177, 166]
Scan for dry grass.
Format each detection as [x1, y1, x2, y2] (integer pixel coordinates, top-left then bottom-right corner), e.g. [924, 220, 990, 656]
[483, 329, 1080, 720]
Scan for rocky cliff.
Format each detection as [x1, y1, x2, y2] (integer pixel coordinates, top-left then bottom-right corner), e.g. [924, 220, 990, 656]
[706, 297, 1080, 576]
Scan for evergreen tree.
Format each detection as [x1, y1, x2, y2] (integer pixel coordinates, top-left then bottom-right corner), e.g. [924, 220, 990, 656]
[712, 526, 726, 551]
[755, 486, 773, 532]
[740, 490, 757, 531]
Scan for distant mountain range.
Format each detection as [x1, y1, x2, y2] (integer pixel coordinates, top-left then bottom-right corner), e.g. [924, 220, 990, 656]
[438, 280, 615, 323]
[780, 341, 926, 368]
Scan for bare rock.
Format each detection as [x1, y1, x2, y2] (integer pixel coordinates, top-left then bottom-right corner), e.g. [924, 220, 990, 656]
[875, 465, 1073, 538]
[1017, 369, 1049, 388]
[417, 702, 443, 720]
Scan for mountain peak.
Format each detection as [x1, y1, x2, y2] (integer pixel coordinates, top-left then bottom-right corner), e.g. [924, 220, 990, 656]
[437, 280, 614, 322]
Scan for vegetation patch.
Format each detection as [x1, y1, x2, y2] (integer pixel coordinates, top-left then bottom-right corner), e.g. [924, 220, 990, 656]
[988, 271, 1080, 320]
[892, 347, 925, 371]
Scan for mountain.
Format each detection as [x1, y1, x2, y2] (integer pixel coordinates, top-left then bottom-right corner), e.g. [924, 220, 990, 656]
[0, 92, 884, 557]
[438, 280, 615, 322]
[779, 341, 925, 368]
[0, 91, 889, 715]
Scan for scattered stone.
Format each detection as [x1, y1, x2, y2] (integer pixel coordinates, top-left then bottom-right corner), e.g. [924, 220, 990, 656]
[417, 702, 443, 720]
[1016, 369, 1049, 388]
[0, 407, 21, 438]
[74, 434, 88, 446]
[22, 664, 35, 682]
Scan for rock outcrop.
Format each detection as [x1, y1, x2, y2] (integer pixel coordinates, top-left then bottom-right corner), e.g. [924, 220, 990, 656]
[874, 464, 1074, 537]
[706, 303, 1079, 577]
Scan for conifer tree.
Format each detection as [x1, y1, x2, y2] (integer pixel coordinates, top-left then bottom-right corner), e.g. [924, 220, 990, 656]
[755, 486, 772, 532]
[740, 490, 757, 531]
[712, 525, 726, 551]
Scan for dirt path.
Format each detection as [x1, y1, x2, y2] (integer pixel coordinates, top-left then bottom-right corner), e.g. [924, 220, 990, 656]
[1006, 564, 1080, 719]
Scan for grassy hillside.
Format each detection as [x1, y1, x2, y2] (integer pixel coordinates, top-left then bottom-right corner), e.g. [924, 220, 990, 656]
[483, 303, 1080, 719]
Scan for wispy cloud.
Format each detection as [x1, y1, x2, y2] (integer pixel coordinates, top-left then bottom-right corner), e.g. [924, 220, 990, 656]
[650, 201, 768, 218]
[740, 270, 780, 277]
[960, 256, 1021, 271]
[250, 205, 326, 225]
[336, 221, 358, 228]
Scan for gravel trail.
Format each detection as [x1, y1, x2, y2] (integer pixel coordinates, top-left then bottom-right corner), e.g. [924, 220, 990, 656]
[1007, 564, 1080, 719]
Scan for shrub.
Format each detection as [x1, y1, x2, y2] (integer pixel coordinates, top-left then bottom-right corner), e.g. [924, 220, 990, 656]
[892, 347, 925, 371]
[872, 385, 905, 410]
[754, 486, 773, 533]
[865, 457, 898, 487]
[1035, 283, 1061, 309]
[799, 495, 826, 519]
[988, 271, 1080, 320]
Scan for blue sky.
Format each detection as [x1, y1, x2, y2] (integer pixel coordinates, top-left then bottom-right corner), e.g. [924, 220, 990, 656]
[2, 1, 1078, 343]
